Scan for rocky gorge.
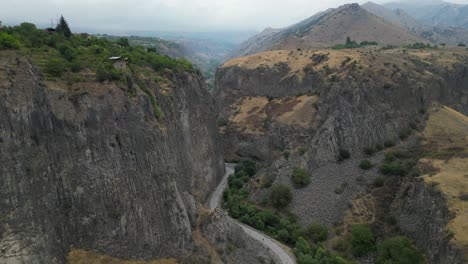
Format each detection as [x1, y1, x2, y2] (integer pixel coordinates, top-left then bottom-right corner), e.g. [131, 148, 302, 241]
[215, 47, 468, 263]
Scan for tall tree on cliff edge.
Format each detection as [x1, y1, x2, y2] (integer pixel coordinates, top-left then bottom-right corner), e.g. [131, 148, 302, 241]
[56, 15, 72, 38]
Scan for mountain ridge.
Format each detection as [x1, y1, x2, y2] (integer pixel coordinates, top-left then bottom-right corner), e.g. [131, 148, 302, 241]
[232, 3, 425, 58]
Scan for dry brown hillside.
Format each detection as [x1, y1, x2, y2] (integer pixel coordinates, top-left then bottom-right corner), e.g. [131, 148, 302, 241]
[233, 3, 425, 57]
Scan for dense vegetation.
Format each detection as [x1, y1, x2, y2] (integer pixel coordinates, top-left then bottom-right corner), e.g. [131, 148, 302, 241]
[0, 21, 196, 120]
[332, 37, 378, 49]
[0, 21, 194, 80]
[223, 160, 355, 264]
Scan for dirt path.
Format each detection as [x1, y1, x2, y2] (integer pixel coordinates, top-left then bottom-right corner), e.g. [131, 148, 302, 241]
[207, 163, 296, 264]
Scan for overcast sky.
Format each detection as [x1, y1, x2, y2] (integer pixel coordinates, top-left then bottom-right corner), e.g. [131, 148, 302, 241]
[2, 0, 468, 33]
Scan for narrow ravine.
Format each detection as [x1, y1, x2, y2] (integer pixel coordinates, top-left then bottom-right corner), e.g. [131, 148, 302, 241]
[207, 164, 296, 264]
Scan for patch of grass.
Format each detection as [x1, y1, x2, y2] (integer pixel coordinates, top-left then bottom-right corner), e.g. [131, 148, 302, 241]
[359, 160, 374, 170]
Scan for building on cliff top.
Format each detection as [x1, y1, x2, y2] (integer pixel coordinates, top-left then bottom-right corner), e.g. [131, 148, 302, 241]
[108, 56, 128, 69]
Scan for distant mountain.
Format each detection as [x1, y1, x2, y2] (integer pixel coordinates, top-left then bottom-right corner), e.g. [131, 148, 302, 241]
[362, 2, 424, 33]
[364, 2, 468, 45]
[384, 1, 468, 28]
[232, 3, 424, 58]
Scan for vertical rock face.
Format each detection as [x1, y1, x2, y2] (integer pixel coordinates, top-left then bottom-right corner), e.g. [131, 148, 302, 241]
[0, 57, 224, 262]
[216, 50, 468, 165]
[392, 181, 464, 264]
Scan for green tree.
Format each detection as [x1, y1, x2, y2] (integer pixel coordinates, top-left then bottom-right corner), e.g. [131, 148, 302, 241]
[271, 185, 292, 209]
[0, 32, 21, 50]
[295, 236, 312, 255]
[117, 37, 130, 47]
[56, 15, 72, 38]
[350, 224, 375, 257]
[377, 236, 424, 264]
[306, 224, 328, 242]
[44, 58, 66, 77]
[292, 167, 311, 188]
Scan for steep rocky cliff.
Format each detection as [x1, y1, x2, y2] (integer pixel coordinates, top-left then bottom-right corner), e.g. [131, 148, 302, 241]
[0, 54, 225, 263]
[217, 48, 468, 164]
[215, 47, 468, 263]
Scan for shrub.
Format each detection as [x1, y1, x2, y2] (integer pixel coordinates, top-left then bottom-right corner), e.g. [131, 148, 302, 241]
[338, 149, 351, 161]
[263, 179, 273, 189]
[363, 147, 375, 156]
[376, 236, 424, 264]
[0, 32, 21, 50]
[58, 44, 77, 61]
[458, 43, 466, 47]
[306, 224, 328, 242]
[271, 185, 292, 209]
[69, 61, 82, 72]
[333, 239, 350, 252]
[373, 176, 385, 187]
[276, 228, 291, 243]
[399, 128, 412, 140]
[117, 37, 130, 47]
[295, 236, 312, 255]
[375, 144, 384, 151]
[384, 140, 395, 148]
[379, 160, 412, 176]
[235, 160, 256, 177]
[350, 224, 375, 257]
[359, 160, 373, 170]
[292, 167, 311, 188]
[44, 58, 66, 77]
[334, 182, 348, 194]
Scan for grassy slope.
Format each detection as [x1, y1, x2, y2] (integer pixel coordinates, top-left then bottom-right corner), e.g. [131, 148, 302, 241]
[421, 106, 468, 255]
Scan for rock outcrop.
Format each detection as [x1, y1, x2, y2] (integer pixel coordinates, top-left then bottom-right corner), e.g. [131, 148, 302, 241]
[0, 55, 225, 262]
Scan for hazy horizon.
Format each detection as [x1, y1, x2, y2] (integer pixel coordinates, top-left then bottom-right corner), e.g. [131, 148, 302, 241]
[2, 0, 468, 36]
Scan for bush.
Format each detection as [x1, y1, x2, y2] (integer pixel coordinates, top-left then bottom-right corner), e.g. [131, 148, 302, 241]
[0, 32, 21, 50]
[69, 61, 82, 72]
[376, 236, 424, 264]
[333, 239, 350, 252]
[458, 43, 466, 47]
[44, 58, 66, 77]
[292, 167, 311, 188]
[295, 236, 312, 255]
[338, 149, 351, 161]
[334, 182, 348, 194]
[58, 44, 77, 61]
[117, 37, 130, 47]
[306, 224, 328, 242]
[235, 160, 256, 177]
[363, 147, 375, 156]
[359, 160, 373, 170]
[384, 140, 395, 148]
[271, 185, 292, 209]
[350, 224, 375, 257]
[379, 161, 410, 176]
[373, 176, 385, 187]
